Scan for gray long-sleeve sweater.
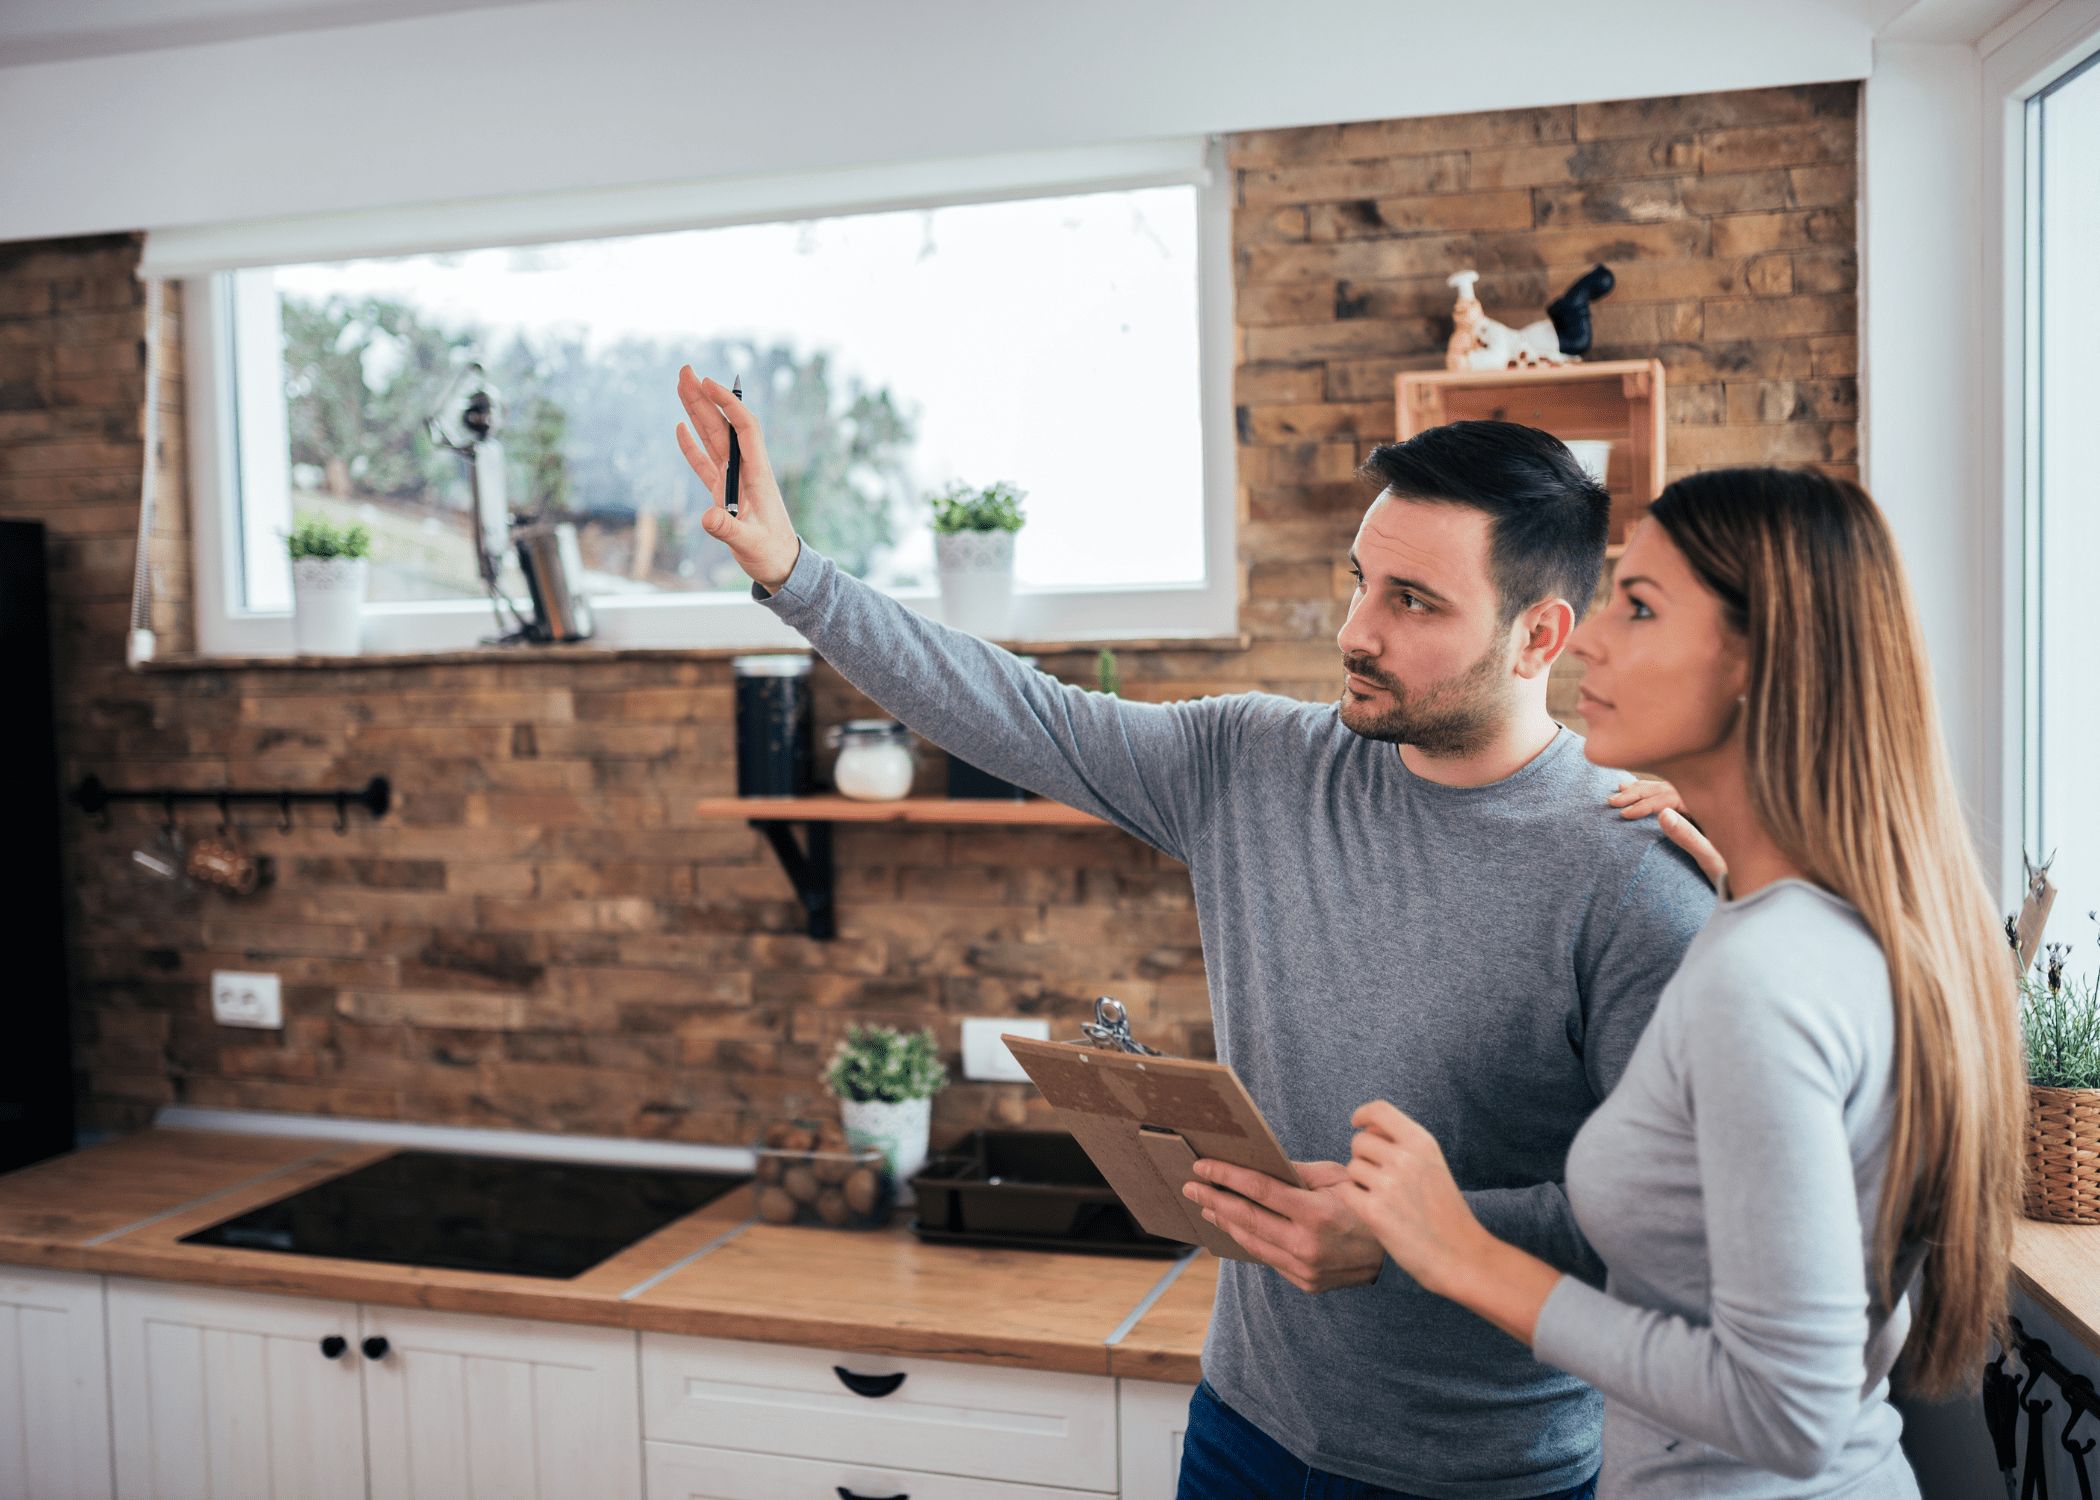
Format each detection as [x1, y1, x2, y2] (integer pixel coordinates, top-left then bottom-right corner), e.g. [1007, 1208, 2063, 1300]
[1532, 880, 1922, 1499]
[757, 549, 1714, 1498]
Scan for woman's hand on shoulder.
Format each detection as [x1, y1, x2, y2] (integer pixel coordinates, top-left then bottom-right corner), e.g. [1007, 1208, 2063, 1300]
[1609, 778, 1729, 889]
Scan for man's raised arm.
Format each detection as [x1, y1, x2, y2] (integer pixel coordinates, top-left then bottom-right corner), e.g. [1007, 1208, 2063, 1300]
[676, 369, 1226, 862]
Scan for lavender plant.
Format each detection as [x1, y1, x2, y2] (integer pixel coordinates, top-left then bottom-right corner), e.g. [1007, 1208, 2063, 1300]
[2020, 919, 2100, 1090]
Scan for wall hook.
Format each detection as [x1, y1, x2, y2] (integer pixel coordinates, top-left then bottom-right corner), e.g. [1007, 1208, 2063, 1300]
[279, 790, 294, 833]
[160, 794, 176, 835]
[334, 791, 349, 834]
[217, 790, 231, 835]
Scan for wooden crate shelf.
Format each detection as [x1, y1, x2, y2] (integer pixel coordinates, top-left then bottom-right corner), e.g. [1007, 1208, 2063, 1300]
[1397, 359, 1666, 544]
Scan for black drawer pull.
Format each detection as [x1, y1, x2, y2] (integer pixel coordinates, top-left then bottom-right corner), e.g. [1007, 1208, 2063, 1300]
[836, 1490, 907, 1500]
[319, 1336, 347, 1359]
[832, 1367, 906, 1399]
[362, 1336, 390, 1360]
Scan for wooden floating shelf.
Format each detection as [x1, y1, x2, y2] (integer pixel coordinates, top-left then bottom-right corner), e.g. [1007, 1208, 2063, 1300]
[693, 795, 1108, 828]
[696, 797, 1117, 938]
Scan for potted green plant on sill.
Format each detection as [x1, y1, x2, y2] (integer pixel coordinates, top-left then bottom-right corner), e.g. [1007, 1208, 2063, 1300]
[929, 480, 1025, 638]
[2020, 930, 2100, 1224]
[823, 1024, 948, 1199]
[286, 513, 373, 656]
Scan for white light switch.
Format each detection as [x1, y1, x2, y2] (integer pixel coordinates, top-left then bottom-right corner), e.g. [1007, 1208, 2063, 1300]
[962, 1016, 1050, 1082]
[211, 970, 282, 1029]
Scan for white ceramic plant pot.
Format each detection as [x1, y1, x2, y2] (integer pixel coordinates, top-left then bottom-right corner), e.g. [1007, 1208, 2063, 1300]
[935, 529, 1016, 638]
[839, 1095, 933, 1201]
[291, 557, 368, 656]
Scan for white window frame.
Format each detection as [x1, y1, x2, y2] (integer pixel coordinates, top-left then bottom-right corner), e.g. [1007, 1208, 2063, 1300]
[1981, 0, 2100, 901]
[166, 139, 1238, 657]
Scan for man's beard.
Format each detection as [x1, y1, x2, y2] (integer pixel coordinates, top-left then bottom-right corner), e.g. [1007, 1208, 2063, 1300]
[1338, 636, 1511, 757]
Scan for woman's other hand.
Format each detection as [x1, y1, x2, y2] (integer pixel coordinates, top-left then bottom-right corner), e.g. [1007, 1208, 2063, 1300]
[675, 367, 801, 594]
[1344, 1100, 1564, 1346]
[1609, 778, 1730, 889]
[1342, 1101, 1484, 1300]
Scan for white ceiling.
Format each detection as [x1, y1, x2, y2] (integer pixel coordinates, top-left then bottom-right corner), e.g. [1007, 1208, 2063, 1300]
[0, 0, 522, 66]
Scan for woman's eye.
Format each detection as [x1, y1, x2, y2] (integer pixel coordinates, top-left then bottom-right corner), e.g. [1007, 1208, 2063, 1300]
[1628, 598, 1654, 620]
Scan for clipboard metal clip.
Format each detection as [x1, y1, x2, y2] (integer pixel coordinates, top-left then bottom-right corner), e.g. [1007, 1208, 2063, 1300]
[1081, 996, 1162, 1056]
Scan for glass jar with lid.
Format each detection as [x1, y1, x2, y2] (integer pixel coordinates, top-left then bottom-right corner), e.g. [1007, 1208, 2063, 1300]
[827, 720, 916, 802]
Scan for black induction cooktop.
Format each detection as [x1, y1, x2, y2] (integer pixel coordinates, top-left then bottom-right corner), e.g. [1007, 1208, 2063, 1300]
[181, 1150, 749, 1280]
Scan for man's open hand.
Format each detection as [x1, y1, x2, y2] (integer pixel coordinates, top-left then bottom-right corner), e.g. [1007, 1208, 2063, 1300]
[675, 367, 801, 594]
[1182, 1158, 1386, 1293]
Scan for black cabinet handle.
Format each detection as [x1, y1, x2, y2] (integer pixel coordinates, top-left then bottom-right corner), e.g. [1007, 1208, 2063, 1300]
[836, 1490, 907, 1500]
[362, 1336, 390, 1360]
[832, 1367, 906, 1399]
[320, 1336, 347, 1359]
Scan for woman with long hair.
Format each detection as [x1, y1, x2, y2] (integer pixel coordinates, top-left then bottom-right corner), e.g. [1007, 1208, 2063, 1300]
[1340, 467, 2023, 1496]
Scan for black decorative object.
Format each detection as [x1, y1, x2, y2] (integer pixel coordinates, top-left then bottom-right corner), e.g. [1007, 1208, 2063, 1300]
[945, 754, 1025, 801]
[1991, 1315, 2100, 1500]
[1548, 264, 1617, 356]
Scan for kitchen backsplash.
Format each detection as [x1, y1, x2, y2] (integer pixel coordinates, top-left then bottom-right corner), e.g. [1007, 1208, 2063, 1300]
[0, 82, 1857, 1145]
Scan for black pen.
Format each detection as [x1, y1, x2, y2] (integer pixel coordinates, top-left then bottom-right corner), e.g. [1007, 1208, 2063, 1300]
[725, 377, 743, 518]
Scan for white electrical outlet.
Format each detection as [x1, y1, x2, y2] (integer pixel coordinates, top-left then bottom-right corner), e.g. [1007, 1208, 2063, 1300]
[961, 1016, 1049, 1082]
[211, 971, 282, 1029]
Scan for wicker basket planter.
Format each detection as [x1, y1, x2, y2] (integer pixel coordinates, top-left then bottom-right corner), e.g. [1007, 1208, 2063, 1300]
[2025, 1085, 2100, 1223]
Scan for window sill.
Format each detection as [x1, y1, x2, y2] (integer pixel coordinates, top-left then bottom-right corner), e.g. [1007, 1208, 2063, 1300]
[137, 632, 1253, 673]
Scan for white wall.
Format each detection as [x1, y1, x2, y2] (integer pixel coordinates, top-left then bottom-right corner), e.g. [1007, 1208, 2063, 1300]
[1860, 41, 1999, 875]
[0, 0, 1882, 243]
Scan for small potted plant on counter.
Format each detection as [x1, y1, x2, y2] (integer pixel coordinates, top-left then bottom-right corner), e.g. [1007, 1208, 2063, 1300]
[287, 513, 372, 656]
[2021, 929, 2100, 1223]
[930, 480, 1025, 638]
[824, 1024, 948, 1199]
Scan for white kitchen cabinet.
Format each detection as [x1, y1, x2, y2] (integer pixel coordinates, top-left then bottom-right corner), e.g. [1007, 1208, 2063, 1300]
[106, 1278, 363, 1500]
[0, 1266, 114, 1500]
[1117, 1380, 1196, 1500]
[106, 1280, 643, 1500]
[361, 1303, 640, 1500]
[646, 1438, 1099, 1499]
[641, 1331, 1119, 1492]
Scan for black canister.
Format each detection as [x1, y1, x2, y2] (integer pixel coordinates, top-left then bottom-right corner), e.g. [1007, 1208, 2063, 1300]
[733, 655, 814, 797]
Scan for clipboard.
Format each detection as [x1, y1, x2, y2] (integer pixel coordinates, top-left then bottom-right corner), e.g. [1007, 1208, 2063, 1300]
[1001, 1032, 1302, 1262]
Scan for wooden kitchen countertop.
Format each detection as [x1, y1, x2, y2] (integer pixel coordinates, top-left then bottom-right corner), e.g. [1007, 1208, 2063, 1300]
[0, 1128, 1209, 1383]
[2014, 1217, 2100, 1355]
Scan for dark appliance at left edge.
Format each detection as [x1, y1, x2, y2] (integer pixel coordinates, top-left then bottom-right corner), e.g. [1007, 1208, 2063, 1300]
[0, 521, 73, 1175]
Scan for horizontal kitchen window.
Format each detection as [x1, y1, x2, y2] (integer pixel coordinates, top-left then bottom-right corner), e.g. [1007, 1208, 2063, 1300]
[172, 141, 1237, 655]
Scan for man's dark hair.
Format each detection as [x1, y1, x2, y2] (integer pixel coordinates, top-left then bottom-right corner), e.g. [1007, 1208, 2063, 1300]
[1359, 420, 1613, 626]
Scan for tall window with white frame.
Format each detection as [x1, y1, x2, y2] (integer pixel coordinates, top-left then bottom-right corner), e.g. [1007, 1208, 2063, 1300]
[191, 166, 1230, 654]
[2026, 45, 2100, 967]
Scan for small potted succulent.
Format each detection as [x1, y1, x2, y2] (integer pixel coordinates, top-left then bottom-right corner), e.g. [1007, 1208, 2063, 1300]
[2020, 926, 2100, 1223]
[930, 480, 1026, 638]
[286, 514, 372, 656]
[824, 1024, 948, 1198]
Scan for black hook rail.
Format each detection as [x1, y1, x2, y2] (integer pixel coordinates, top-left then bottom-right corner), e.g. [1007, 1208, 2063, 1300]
[1986, 1315, 2100, 1500]
[70, 776, 391, 833]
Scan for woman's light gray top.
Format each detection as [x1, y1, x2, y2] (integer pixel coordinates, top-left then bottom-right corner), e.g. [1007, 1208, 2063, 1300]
[1532, 879, 1922, 1498]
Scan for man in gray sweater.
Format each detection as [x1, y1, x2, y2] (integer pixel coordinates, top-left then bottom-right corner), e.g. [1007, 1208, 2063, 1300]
[675, 372, 1712, 1500]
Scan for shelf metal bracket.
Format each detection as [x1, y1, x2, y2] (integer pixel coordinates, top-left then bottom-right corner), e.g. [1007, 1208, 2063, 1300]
[749, 819, 836, 940]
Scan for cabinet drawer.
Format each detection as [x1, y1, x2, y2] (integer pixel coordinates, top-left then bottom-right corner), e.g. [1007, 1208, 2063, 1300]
[640, 1334, 1115, 1492]
[646, 1439, 1096, 1500]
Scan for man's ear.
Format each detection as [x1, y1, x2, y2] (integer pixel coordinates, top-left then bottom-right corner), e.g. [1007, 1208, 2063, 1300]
[1511, 597, 1575, 680]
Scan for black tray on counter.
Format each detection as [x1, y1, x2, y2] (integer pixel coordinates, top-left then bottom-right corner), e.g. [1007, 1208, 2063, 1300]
[908, 1129, 1186, 1258]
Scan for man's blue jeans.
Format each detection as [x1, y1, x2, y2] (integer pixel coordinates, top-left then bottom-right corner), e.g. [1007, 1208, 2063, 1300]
[1177, 1380, 1600, 1500]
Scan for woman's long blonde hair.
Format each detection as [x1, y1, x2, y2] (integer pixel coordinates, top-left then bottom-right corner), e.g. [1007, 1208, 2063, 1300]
[1650, 467, 2022, 1399]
